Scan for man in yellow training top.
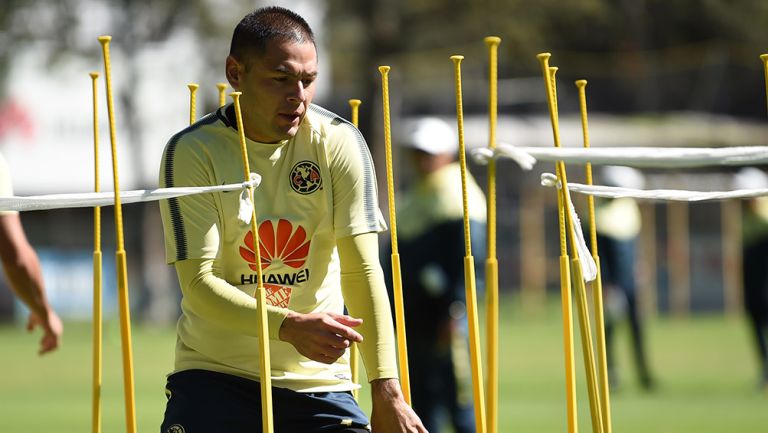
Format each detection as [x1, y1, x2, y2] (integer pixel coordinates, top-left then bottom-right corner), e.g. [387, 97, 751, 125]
[595, 166, 654, 391]
[391, 117, 485, 433]
[158, 6, 427, 433]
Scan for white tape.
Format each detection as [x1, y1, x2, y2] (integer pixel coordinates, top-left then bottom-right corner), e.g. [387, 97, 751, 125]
[237, 173, 261, 225]
[541, 172, 768, 202]
[543, 174, 597, 281]
[0, 173, 262, 213]
[472, 143, 768, 169]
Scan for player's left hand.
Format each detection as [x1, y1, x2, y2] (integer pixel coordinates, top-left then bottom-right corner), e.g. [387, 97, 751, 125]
[370, 378, 428, 433]
[279, 311, 363, 364]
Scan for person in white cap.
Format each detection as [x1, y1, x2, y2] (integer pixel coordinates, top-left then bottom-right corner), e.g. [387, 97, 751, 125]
[387, 116, 486, 433]
[733, 167, 768, 390]
[595, 166, 655, 391]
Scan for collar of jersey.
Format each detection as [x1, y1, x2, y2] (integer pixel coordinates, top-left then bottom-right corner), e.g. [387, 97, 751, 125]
[218, 104, 291, 146]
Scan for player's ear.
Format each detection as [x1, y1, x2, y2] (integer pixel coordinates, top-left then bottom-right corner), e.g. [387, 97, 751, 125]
[226, 55, 243, 90]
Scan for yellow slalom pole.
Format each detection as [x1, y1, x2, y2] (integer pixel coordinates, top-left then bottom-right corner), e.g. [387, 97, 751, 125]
[378, 66, 412, 405]
[187, 83, 199, 125]
[452, 54, 487, 433]
[551, 71, 601, 433]
[537, 53, 577, 433]
[231, 92, 274, 433]
[348, 98, 362, 401]
[89, 71, 103, 433]
[97, 35, 137, 433]
[546, 60, 604, 433]
[576, 79, 612, 433]
[217, 83, 228, 107]
[483, 35, 501, 433]
[761, 55, 768, 117]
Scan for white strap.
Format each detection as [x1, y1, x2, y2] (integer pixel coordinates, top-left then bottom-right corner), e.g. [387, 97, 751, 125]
[541, 174, 597, 282]
[0, 173, 262, 214]
[238, 173, 261, 225]
[540, 172, 768, 202]
[472, 143, 768, 169]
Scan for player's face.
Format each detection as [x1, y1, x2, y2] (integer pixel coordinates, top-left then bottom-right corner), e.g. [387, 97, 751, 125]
[408, 150, 453, 176]
[226, 39, 318, 143]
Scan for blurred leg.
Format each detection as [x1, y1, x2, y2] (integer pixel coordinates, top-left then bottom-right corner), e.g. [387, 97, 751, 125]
[409, 342, 442, 433]
[449, 324, 475, 433]
[743, 242, 768, 387]
[626, 289, 654, 389]
[604, 293, 620, 391]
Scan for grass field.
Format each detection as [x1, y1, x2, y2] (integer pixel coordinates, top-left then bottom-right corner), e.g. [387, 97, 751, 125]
[0, 295, 766, 433]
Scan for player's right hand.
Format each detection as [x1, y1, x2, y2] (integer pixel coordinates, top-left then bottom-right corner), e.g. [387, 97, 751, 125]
[278, 311, 363, 364]
[27, 309, 63, 355]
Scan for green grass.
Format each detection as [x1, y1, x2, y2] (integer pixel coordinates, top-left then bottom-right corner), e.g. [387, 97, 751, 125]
[0, 296, 766, 433]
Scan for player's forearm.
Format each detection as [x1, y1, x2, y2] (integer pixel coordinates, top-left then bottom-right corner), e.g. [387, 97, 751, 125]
[175, 258, 289, 339]
[337, 233, 399, 381]
[2, 244, 51, 318]
[0, 215, 51, 318]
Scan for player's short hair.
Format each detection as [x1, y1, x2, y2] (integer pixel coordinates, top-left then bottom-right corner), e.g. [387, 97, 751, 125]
[229, 6, 315, 65]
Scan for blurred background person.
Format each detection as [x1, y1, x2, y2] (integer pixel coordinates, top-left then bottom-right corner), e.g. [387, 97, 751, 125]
[0, 152, 62, 355]
[733, 167, 768, 391]
[595, 165, 655, 391]
[386, 117, 486, 433]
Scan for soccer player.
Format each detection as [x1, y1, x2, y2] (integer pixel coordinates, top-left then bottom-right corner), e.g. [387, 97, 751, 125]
[158, 6, 426, 433]
[734, 167, 768, 391]
[595, 166, 654, 391]
[0, 152, 62, 355]
[390, 117, 486, 433]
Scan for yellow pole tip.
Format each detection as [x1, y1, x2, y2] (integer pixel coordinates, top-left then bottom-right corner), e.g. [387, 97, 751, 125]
[89, 72, 99, 79]
[549, 66, 558, 72]
[378, 66, 391, 73]
[97, 35, 112, 43]
[536, 52, 552, 60]
[450, 55, 465, 61]
[216, 83, 228, 90]
[230, 91, 242, 98]
[761, 54, 768, 61]
[484, 36, 502, 45]
[575, 79, 587, 87]
[348, 99, 361, 106]
[188, 83, 199, 91]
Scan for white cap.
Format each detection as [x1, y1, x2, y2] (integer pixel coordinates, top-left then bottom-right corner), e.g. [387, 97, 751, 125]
[733, 167, 768, 190]
[400, 117, 458, 155]
[600, 165, 645, 190]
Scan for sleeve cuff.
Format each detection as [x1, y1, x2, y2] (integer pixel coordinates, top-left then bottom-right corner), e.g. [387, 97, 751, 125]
[366, 367, 399, 383]
[267, 307, 290, 340]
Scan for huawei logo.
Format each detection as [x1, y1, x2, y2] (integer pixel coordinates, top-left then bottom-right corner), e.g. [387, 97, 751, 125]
[239, 219, 310, 309]
[239, 219, 311, 271]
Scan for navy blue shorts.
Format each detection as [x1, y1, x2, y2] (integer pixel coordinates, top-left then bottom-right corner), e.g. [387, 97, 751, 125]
[160, 369, 370, 433]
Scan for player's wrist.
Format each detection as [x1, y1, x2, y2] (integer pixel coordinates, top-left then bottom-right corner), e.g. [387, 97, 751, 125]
[370, 378, 403, 403]
[278, 310, 300, 342]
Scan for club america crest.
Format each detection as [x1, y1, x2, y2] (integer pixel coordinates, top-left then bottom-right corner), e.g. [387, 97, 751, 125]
[290, 160, 322, 194]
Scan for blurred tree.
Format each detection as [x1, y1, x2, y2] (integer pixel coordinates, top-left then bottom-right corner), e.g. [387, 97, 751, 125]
[3, 1, 767, 120]
[327, 0, 768, 118]
[0, 0, 270, 184]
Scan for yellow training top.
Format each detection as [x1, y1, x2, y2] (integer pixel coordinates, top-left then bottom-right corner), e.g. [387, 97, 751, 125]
[595, 197, 641, 241]
[398, 162, 486, 241]
[159, 103, 394, 392]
